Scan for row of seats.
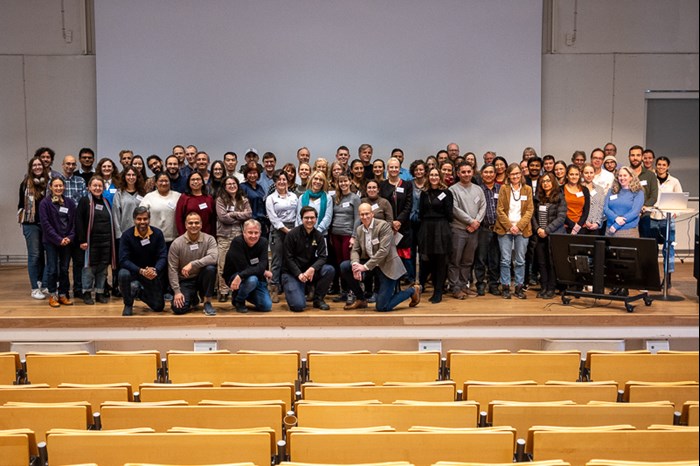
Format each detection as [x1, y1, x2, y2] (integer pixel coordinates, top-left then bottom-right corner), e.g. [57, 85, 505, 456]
[2, 350, 698, 388]
[2, 425, 698, 466]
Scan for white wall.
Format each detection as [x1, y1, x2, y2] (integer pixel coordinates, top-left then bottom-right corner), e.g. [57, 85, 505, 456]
[1, 0, 698, 257]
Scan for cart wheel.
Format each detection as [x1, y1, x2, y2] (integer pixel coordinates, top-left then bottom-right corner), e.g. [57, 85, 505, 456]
[644, 296, 653, 306]
[625, 303, 635, 313]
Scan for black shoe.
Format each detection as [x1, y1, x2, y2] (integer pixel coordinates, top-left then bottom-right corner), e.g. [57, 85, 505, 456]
[203, 302, 216, 316]
[234, 301, 248, 313]
[327, 287, 340, 296]
[536, 290, 546, 298]
[476, 285, 486, 296]
[73, 290, 83, 300]
[514, 285, 527, 299]
[501, 287, 511, 299]
[122, 305, 133, 316]
[543, 289, 555, 299]
[332, 292, 348, 303]
[489, 286, 501, 296]
[313, 300, 330, 311]
[83, 294, 95, 305]
[95, 293, 109, 304]
[111, 287, 122, 298]
[429, 293, 442, 304]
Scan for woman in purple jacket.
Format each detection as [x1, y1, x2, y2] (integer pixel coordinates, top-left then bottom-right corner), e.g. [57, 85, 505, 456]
[40, 177, 77, 307]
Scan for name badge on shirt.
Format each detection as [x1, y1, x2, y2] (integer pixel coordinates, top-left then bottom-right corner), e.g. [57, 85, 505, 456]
[396, 187, 404, 193]
[189, 243, 199, 251]
[227, 206, 235, 212]
[140, 238, 150, 246]
[437, 192, 446, 201]
[342, 202, 350, 208]
[590, 190, 597, 197]
[640, 180, 648, 186]
[371, 203, 379, 211]
[95, 204, 104, 211]
[575, 191, 584, 198]
[371, 238, 380, 245]
[250, 257, 260, 265]
[167, 201, 176, 210]
[59, 206, 69, 214]
[109, 188, 117, 194]
[329, 190, 336, 196]
[198, 202, 208, 210]
[494, 193, 499, 199]
[610, 194, 618, 200]
[539, 205, 547, 212]
[521, 196, 528, 201]
[136, 195, 144, 201]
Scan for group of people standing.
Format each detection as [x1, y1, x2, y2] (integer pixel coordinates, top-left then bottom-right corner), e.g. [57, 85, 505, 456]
[18, 141, 681, 315]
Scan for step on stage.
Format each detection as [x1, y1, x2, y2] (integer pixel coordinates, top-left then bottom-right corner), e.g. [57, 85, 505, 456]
[1, 264, 697, 353]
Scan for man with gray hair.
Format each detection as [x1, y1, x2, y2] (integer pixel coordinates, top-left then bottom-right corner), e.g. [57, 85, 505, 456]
[118, 206, 167, 316]
[222, 219, 273, 313]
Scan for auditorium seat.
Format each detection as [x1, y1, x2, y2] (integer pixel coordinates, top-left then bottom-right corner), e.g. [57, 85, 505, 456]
[282, 462, 414, 466]
[433, 460, 570, 466]
[25, 353, 159, 390]
[0, 352, 20, 385]
[530, 427, 700, 466]
[0, 428, 35, 466]
[680, 401, 698, 426]
[585, 351, 699, 388]
[45, 431, 272, 466]
[306, 351, 441, 383]
[295, 401, 479, 430]
[287, 430, 515, 465]
[490, 401, 675, 443]
[302, 381, 456, 403]
[166, 351, 299, 385]
[0, 385, 130, 417]
[465, 382, 618, 418]
[448, 351, 582, 386]
[126, 463, 256, 466]
[139, 382, 294, 412]
[0, 404, 88, 442]
[624, 381, 699, 410]
[586, 460, 699, 466]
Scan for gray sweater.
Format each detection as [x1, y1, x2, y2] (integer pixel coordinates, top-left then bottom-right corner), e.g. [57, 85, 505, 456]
[331, 192, 361, 237]
[449, 182, 486, 230]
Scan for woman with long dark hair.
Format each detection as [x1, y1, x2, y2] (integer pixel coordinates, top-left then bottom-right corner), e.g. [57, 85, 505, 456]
[562, 164, 590, 235]
[240, 163, 268, 237]
[208, 160, 227, 198]
[349, 159, 367, 196]
[264, 170, 297, 304]
[19, 157, 49, 299]
[532, 172, 567, 299]
[175, 171, 216, 235]
[95, 157, 120, 207]
[40, 177, 77, 307]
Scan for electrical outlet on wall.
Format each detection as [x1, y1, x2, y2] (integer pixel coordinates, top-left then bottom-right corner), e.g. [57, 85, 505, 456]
[194, 341, 218, 352]
[418, 340, 442, 353]
[645, 340, 670, 353]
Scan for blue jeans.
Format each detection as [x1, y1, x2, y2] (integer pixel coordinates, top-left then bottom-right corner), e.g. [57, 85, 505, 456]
[651, 217, 676, 273]
[118, 268, 165, 311]
[82, 264, 108, 294]
[45, 242, 71, 296]
[22, 224, 47, 289]
[340, 260, 415, 312]
[281, 264, 335, 312]
[232, 274, 272, 311]
[498, 233, 528, 287]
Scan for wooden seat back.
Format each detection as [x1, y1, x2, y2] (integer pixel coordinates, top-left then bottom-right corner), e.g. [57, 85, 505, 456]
[296, 402, 478, 430]
[139, 384, 294, 412]
[532, 428, 700, 466]
[46, 432, 272, 466]
[302, 383, 455, 403]
[25, 353, 158, 390]
[681, 401, 698, 426]
[288, 431, 514, 466]
[0, 386, 130, 415]
[0, 353, 20, 385]
[625, 382, 699, 410]
[586, 460, 700, 466]
[0, 405, 87, 442]
[307, 353, 440, 384]
[167, 353, 299, 385]
[0, 429, 32, 466]
[448, 352, 581, 385]
[587, 352, 699, 388]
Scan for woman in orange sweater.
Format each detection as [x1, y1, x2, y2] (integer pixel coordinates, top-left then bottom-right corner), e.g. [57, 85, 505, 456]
[561, 164, 590, 235]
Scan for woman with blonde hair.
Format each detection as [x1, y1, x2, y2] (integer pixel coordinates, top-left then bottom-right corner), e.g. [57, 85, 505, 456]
[297, 169, 333, 236]
[604, 166, 644, 238]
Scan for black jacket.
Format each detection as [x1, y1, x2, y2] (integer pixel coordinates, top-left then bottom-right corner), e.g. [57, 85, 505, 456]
[282, 225, 327, 276]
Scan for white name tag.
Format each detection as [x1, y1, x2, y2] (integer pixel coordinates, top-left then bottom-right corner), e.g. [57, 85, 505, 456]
[539, 205, 547, 212]
[167, 201, 176, 210]
[189, 243, 199, 251]
[494, 193, 499, 199]
[140, 238, 150, 246]
[227, 206, 235, 212]
[640, 180, 648, 186]
[575, 191, 584, 198]
[95, 204, 103, 211]
[371, 238, 379, 245]
[342, 202, 350, 208]
[590, 190, 597, 197]
[610, 194, 618, 200]
[521, 196, 528, 201]
[396, 187, 404, 193]
[109, 188, 117, 194]
[371, 203, 379, 211]
[250, 257, 260, 265]
[59, 206, 69, 214]
[198, 202, 208, 210]
[474, 197, 480, 204]
[136, 195, 144, 201]
[437, 192, 446, 201]
[329, 190, 336, 196]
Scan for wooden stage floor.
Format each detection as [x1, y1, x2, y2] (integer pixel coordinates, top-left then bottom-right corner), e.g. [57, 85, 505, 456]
[1, 263, 697, 351]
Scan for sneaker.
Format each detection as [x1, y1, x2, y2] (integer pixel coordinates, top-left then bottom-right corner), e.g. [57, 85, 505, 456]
[313, 300, 330, 311]
[218, 293, 228, 302]
[122, 304, 133, 316]
[83, 294, 95, 305]
[48, 295, 60, 308]
[234, 301, 248, 313]
[536, 290, 546, 299]
[476, 285, 486, 296]
[203, 302, 216, 316]
[31, 289, 46, 300]
[543, 290, 556, 299]
[501, 286, 511, 299]
[58, 296, 73, 306]
[514, 285, 527, 299]
[367, 293, 377, 304]
[95, 293, 109, 304]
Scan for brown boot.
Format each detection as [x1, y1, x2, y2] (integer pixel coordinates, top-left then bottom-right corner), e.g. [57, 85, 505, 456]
[270, 284, 280, 304]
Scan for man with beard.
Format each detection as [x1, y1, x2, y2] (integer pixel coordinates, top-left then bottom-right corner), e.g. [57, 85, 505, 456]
[628, 145, 658, 238]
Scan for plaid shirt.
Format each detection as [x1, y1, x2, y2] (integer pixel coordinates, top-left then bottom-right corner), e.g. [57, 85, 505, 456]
[481, 182, 501, 227]
[60, 173, 87, 204]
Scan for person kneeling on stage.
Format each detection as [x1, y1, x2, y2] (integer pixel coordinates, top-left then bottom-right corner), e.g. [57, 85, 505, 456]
[281, 206, 335, 312]
[118, 206, 167, 316]
[222, 219, 273, 313]
[167, 211, 218, 316]
[341, 203, 421, 311]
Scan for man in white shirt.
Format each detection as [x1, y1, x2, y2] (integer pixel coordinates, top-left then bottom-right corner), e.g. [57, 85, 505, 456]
[591, 148, 614, 193]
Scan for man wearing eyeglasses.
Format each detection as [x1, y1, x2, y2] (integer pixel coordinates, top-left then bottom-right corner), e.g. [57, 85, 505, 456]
[76, 148, 95, 184]
[60, 154, 88, 299]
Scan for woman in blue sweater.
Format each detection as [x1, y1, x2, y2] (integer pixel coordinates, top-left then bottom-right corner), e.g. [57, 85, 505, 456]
[604, 166, 645, 237]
